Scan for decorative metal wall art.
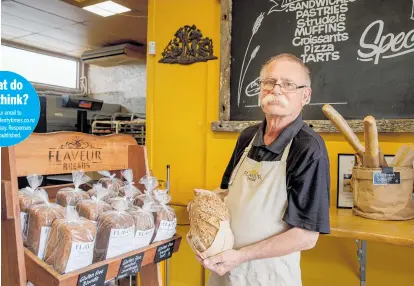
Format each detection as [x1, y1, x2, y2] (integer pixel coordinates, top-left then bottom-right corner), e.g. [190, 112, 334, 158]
[159, 25, 218, 65]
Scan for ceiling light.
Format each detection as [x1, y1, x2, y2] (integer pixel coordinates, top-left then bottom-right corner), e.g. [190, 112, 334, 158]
[82, 1, 131, 17]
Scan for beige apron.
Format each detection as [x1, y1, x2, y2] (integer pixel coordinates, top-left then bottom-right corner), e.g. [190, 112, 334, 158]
[208, 135, 301, 286]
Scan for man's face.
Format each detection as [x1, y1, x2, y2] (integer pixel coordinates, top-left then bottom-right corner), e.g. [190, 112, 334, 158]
[259, 59, 311, 117]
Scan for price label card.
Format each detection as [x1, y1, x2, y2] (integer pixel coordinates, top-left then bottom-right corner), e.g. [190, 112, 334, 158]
[373, 171, 401, 185]
[77, 264, 108, 286]
[154, 241, 175, 264]
[117, 253, 144, 280]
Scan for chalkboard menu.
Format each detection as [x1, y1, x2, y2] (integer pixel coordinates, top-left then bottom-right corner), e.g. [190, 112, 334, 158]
[228, 0, 414, 121]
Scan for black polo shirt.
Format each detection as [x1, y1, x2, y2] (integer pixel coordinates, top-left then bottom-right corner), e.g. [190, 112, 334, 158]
[221, 115, 330, 234]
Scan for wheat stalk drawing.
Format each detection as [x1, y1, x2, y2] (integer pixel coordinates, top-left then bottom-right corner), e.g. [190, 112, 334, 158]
[241, 45, 260, 101]
[411, 0, 414, 20]
[237, 12, 264, 107]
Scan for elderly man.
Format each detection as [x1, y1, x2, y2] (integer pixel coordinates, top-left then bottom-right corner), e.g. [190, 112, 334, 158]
[201, 53, 331, 286]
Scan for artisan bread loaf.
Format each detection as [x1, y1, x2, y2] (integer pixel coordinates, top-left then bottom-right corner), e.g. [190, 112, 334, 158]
[26, 202, 65, 259]
[44, 208, 96, 274]
[76, 199, 112, 222]
[187, 189, 231, 253]
[152, 189, 176, 243]
[98, 170, 124, 195]
[119, 169, 142, 198]
[127, 206, 155, 249]
[94, 199, 135, 262]
[18, 175, 49, 240]
[56, 171, 91, 207]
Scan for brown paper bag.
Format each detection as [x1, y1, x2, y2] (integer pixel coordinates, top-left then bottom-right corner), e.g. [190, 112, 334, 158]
[352, 166, 414, 220]
[187, 220, 234, 259]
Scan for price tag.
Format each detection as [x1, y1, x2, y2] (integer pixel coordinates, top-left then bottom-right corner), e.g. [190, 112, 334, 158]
[117, 253, 144, 280]
[373, 171, 401, 185]
[154, 241, 175, 264]
[77, 264, 108, 286]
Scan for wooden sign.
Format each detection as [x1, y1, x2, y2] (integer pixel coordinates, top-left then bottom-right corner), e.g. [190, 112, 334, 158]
[13, 132, 137, 176]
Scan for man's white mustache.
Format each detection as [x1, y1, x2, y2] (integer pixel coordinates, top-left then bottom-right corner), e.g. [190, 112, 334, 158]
[261, 95, 288, 107]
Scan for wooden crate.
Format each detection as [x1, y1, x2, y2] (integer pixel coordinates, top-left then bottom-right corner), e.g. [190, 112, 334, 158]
[1, 131, 182, 286]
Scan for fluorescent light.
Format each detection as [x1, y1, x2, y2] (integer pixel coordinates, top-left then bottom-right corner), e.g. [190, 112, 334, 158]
[96, 1, 130, 14]
[83, 5, 115, 17]
[83, 1, 130, 17]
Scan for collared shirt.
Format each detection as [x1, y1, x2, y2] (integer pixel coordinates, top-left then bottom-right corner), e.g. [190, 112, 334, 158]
[221, 114, 331, 234]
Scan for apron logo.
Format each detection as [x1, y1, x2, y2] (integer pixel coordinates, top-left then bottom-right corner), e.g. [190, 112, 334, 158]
[243, 170, 262, 182]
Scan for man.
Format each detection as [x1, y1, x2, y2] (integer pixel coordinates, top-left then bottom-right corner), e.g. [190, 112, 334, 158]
[200, 53, 330, 286]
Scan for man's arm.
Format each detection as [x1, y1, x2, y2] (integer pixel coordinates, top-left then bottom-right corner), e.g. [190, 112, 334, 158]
[202, 228, 318, 276]
[239, 227, 318, 262]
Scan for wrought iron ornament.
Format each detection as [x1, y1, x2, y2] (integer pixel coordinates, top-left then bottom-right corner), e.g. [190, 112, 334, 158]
[159, 25, 218, 65]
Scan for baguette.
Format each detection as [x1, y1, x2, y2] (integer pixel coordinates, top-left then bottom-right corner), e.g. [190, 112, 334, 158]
[398, 146, 414, 167]
[391, 145, 413, 166]
[363, 116, 380, 168]
[378, 149, 388, 167]
[322, 104, 365, 158]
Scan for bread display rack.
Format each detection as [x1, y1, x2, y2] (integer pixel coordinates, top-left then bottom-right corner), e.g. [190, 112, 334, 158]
[91, 113, 146, 146]
[1, 131, 181, 286]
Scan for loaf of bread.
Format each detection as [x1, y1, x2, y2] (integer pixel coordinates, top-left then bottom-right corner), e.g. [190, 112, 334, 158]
[322, 104, 365, 158]
[187, 189, 231, 252]
[98, 170, 124, 195]
[363, 116, 380, 168]
[127, 205, 155, 249]
[151, 189, 176, 243]
[19, 175, 48, 211]
[76, 199, 112, 222]
[26, 202, 65, 259]
[56, 171, 91, 207]
[44, 208, 96, 274]
[94, 199, 135, 262]
[119, 169, 142, 198]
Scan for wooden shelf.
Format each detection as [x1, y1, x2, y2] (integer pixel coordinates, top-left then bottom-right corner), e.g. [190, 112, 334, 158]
[328, 208, 414, 247]
[25, 235, 182, 286]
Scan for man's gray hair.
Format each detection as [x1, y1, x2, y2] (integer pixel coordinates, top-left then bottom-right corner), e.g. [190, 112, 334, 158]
[259, 53, 311, 87]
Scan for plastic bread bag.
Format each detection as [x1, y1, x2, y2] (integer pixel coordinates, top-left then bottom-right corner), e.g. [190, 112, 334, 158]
[151, 188, 177, 243]
[119, 168, 143, 198]
[186, 189, 234, 259]
[97, 170, 124, 194]
[25, 191, 65, 260]
[94, 198, 135, 262]
[56, 170, 91, 208]
[127, 197, 157, 250]
[134, 175, 159, 207]
[18, 174, 49, 240]
[44, 207, 96, 274]
[77, 183, 113, 226]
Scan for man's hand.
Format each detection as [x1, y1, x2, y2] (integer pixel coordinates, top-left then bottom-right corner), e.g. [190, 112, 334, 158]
[201, 249, 245, 276]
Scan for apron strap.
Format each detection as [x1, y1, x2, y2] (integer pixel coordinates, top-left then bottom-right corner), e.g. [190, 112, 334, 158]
[229, 133, 257, 185]
[281, 139, 293, 163]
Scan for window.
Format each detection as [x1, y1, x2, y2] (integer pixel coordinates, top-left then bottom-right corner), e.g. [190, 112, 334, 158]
[1, 45, 79, 89]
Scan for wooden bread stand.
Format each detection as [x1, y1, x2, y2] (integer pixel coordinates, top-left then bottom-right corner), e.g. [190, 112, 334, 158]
[1, 131, 182, 286]
[328, 208, 414, 286]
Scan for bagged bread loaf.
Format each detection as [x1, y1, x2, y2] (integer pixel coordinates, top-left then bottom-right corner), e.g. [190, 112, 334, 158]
[56, 170, 90, 208]
[127, 200, 156, 250]
[151, 189, 176, 243]
[97, 170, 124, 195]
[18, 175, 48, 240]
[94, 198, 135, 262]
[134, 175, 159, 207]
[119, 168, 142, 198]
[25, 192, 65, 259]
[44, 207, 96, 274]
[187, 189, 234, 259]
[77, 183, 112, 226]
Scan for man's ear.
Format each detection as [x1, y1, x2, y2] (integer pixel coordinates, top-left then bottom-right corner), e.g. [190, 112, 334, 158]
[302, 88, 312, 106]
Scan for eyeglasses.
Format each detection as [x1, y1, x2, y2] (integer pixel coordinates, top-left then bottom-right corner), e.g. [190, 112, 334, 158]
[259, 79, 308, 92]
